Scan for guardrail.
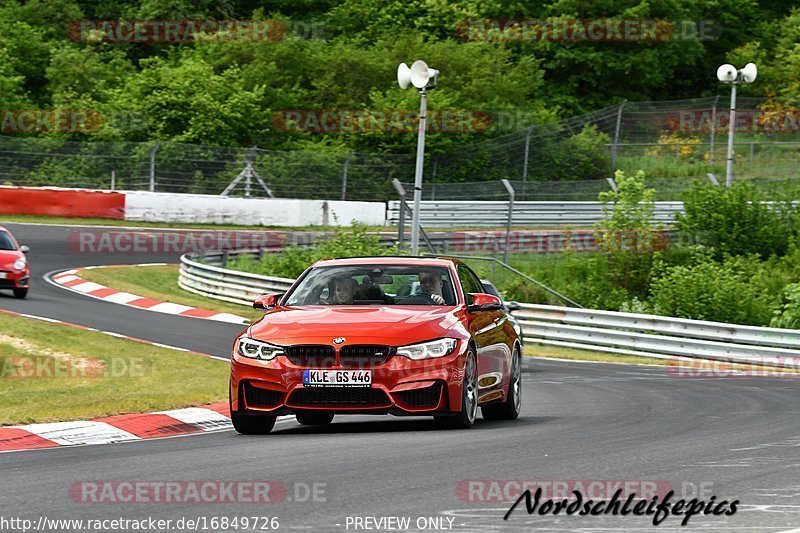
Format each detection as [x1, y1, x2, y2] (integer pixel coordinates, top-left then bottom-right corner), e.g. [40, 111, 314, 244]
[179, 250, 294, 305]
[179, 252, 800, 368]
[515, 304, 800, 367]
[387, 201, 684, 228]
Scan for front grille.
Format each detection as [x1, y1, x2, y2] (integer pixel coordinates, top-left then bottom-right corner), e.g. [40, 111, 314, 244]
[0, 279, 15, 288]
[394, 382, 442, 408]
[339, 345, 394, 368]
[289, 387, 390, 407]
[244, 382, 285, 408]
[284, 345, 336, 367]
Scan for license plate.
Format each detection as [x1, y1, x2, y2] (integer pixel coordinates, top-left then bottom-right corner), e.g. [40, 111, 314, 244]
[0, 273, 6, 279]
[303, 369, 372, 387]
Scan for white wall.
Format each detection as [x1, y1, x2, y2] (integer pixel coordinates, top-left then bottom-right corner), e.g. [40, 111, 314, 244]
[124, 191, 386, 226]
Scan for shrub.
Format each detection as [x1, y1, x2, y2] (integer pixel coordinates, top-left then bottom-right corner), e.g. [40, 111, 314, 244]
[648, 257, 775, 325]
[677, 182, 794, 260]
[227, 223, 399, 279]
[595, 169, 665, 295]
[770, 283, 800, 329]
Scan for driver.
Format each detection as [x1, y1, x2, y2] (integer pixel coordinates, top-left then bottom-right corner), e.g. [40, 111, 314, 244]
[418, 270, 445, 305]
[331, 276, 358, 304]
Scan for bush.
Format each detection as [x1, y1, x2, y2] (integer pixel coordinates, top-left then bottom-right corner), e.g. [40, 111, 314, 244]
[226, 223, 399, 279]
[648, 256, 776, 325]
[595, 169, 665, 295]
[677, 182, 795, 260]
[771, 283, 800, 329]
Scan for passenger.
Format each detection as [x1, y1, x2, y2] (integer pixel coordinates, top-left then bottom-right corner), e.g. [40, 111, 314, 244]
[418, 270, 445, 305]
[332, 276, 358, 304]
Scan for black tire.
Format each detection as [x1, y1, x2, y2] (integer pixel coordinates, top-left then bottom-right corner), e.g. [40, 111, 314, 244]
[231, 411, 276, 435]
[296, 413, 334, 426]
[481, 346, 522, 421]
[434, 348, 478, 429]
[13, 288, 28, 299]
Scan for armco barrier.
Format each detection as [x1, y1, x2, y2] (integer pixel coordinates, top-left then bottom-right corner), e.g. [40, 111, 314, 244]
[387, 200, 684, 227]
[179, 252, 800, 368]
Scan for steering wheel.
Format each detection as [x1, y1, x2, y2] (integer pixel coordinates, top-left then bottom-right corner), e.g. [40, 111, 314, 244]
[402, 293, 436, 305]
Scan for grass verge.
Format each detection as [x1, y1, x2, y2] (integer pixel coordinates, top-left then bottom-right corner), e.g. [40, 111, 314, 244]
[76, 265, 259, 321]
[0, 313, 229, 425]
[524, 343, 668, 365]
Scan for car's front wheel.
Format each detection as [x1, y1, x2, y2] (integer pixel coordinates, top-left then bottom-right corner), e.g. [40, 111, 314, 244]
[296, 413, 334, 426]
[13, 288, 28, 299]
[231, 411, 276, 435]
[481, 346, 522, 421]
[434, 347, 478, 429]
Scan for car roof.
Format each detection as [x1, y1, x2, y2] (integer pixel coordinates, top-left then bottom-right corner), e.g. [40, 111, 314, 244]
[312, 256, 463, 268]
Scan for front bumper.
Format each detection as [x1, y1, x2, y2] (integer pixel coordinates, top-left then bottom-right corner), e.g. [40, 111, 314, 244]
[0, 268, 29, 289]
[230, 342, 468, 416]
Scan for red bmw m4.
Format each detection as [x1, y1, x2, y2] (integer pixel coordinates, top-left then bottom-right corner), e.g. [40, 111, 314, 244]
[230, 257, 522, 434]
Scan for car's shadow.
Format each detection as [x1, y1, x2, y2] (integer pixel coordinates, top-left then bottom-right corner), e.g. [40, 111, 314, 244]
[267, 415, 558, 436]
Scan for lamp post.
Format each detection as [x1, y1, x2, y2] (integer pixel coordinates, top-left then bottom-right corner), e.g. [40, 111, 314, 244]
[397, 60, 439, 255]
[716, 62, 757, 187]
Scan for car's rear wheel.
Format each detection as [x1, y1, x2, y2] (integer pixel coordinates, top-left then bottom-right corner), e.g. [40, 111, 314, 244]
[434, 347, 478, 429]
[481, 346, 522, 421]
[13, 288, 28, 299]
[231, 411, 276, 435]
[296, 413, 334, 426]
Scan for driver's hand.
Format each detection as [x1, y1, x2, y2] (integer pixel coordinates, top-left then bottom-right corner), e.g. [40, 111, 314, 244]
[430, 294, 445, 305]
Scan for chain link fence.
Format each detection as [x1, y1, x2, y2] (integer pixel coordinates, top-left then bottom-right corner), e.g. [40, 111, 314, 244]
[0, 96, 798, 201]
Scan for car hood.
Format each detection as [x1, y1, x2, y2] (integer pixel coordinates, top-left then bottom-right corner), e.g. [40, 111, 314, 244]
[0, 250, 24, 270]
[248, 305, 463, 345]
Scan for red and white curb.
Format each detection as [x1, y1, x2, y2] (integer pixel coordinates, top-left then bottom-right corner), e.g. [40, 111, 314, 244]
[0, 404, 294, 453]
[47, 265, 249, 325]
[0, 308, 291, 452]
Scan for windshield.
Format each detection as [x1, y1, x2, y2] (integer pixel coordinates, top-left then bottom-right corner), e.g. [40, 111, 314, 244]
[283, 265, 457, 306]
[0, 232, 17, 251]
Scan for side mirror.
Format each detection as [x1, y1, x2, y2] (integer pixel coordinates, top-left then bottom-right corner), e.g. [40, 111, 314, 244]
[506, 301, 521, 312]
[254, 293, 283, 310]
[20, 245, 29, 254]
[467, 293, 503, 312]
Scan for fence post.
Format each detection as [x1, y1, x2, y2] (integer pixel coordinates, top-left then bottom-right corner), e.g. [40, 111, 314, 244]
[521, 126, 533, 200]
[501, 179, 515, 265]
[341, 152, 353, 200]
[431, 156, 437, 200]
[709, 95, 719, 168]
[610, 100, 627, 176]
[110, 170, 115, 191]
[149, 141, 160, 192]
[392, 178, 406, 250]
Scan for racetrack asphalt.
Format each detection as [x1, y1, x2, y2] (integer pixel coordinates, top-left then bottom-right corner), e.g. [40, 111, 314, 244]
[2, 221, 800, 532]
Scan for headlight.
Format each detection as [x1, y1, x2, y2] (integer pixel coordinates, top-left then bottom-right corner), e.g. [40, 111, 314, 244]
[396, 338, 457, 360]
[13, 258, 25, 270]
[237, 338, 284, 360]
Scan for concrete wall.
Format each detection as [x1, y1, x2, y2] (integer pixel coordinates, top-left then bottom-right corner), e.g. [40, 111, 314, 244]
[124, 191, 387, 226]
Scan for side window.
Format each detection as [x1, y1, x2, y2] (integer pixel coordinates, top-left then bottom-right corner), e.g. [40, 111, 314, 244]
[458, 265, 483, 297]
